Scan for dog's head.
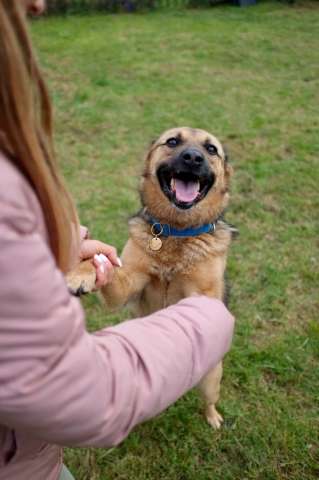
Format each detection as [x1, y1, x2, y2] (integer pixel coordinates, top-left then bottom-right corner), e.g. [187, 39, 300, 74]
[140, 127, 232, 227]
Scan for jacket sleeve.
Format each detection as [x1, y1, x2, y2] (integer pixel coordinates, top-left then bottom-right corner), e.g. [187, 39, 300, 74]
[0, 188, 234, 448]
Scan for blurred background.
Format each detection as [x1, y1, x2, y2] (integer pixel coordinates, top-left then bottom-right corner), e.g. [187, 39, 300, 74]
[46, 0, 296, 13]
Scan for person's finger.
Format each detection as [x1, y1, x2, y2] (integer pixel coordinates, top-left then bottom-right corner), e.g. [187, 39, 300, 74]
[80, 240, 121, 267]
[99, 253, 122, 268]
[93, 254, 114, 288]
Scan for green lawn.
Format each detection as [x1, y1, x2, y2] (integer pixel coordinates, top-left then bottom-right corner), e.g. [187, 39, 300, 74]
[32, 2, 319, 479]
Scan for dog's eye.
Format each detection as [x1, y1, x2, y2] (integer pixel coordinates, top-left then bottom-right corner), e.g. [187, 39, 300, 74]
[205, 144, 218, 155]
[166, 137, 179, 148]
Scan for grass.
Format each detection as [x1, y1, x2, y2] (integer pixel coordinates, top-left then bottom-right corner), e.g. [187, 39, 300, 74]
[31, 2, 319, 479]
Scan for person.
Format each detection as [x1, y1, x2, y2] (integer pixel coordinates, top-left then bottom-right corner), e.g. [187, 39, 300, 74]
[0, 1, 235, 479]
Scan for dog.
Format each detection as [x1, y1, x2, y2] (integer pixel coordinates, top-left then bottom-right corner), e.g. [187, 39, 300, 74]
[67, 127, 234, 428]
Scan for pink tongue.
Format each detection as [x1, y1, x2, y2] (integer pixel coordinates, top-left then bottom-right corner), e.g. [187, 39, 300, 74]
[174, 179, 199, 203]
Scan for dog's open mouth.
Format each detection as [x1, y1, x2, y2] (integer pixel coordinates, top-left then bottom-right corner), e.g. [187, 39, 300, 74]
[157, 167, 214, 210]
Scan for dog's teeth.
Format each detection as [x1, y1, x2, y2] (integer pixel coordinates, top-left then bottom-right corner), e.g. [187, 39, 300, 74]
[170, 178, 176, 191]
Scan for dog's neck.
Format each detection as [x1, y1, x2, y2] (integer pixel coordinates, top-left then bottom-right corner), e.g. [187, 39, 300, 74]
[140, 208, 220, 238]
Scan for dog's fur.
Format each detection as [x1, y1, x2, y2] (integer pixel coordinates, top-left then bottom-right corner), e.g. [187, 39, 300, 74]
[67, 127, 234, 428]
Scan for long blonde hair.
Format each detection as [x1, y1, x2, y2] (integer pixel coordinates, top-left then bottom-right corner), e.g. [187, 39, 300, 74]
[0, 0, 78, 272]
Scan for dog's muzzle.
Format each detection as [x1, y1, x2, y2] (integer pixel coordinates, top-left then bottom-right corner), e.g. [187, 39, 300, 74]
[156, 148, 215, 210]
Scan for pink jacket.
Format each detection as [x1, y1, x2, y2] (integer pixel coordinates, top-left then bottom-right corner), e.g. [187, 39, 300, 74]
[0, 153, 235, 480]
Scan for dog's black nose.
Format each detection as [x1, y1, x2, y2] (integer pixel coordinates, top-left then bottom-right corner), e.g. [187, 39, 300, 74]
[180, 148, 205, 167]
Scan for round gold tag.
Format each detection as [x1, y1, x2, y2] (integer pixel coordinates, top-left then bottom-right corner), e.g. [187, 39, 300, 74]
[149, 237, 162, 251]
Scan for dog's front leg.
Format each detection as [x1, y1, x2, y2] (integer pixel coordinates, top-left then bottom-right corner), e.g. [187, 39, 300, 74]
[100, 266, 149, 311]
[100, 238, 151, 310]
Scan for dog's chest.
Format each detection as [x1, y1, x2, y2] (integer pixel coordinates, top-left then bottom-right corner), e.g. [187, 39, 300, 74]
[131, 227, 231, 315]
[148, 235, 213, 281]
[149, 262, 177, 283]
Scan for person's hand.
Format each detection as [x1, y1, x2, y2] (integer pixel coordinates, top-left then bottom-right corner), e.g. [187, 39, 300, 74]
[24, 0, 46, 16]
[80, 239, 122, 289]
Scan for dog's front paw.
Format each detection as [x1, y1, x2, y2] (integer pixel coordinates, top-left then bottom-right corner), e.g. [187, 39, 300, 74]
[66, 260, 96, 296]
[205, 405, 223, 429]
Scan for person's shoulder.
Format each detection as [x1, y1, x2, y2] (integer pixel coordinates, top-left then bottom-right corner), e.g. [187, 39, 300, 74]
[0, 151, 33, 200]
[0, 151, 44, 235]
[0, 150, 23, 185]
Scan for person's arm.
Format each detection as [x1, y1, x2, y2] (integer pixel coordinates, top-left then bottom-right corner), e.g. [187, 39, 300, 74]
[0, 190, 234, 448]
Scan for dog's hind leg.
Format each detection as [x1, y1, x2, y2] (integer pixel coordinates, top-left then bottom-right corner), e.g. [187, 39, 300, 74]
[198, 362, 223, 429]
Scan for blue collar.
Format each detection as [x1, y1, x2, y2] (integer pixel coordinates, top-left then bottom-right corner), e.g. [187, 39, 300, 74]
[149, 217, 216, 238]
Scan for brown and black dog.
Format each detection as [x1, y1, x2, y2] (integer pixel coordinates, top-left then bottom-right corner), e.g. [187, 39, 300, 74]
[67, 127, 235, 428]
